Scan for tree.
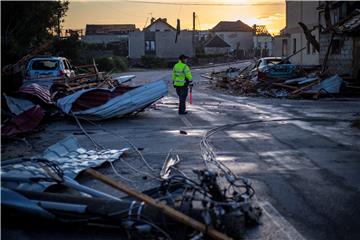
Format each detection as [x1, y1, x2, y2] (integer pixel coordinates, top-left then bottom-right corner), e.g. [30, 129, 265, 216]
[1, 1, 69, 66]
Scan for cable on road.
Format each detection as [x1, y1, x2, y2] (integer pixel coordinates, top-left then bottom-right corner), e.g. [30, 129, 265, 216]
[201, 117, 353, 181]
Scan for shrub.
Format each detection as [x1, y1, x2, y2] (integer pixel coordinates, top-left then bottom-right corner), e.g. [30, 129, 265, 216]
[140, 55, 168, 68]
[95, 56, 128, 72]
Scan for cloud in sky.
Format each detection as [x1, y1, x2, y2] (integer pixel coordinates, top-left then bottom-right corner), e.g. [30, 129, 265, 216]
[257, 13, 283, 21]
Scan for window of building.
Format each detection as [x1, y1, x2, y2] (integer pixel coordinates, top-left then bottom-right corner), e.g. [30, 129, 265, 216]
[145, 40, 155, 53]
[307, 40, 310, 55]
[282, 39, 288, 56]
[293, 38, 297, 54]
[264, 42, 268, 49]
[333, 10, 339, 25]
[331, 39, 341, 55]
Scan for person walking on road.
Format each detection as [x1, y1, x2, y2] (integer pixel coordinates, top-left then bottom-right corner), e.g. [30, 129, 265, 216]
[172, 54, 193, 115]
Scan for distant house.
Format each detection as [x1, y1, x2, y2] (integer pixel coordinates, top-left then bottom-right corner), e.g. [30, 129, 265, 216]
[318, 1, 360, 80]
[82, 24, 138, 57]
[83, 24, 137, 44]
[272, 1, 320, 65]
[253, 25, 273, 57]
[143, 18, 176, 32]
[204, 35, 230, 55]
[128, 18, 194, 59]
[210, 20, 254, 51]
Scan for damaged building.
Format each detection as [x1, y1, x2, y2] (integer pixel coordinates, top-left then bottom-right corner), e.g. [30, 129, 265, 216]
[272, 1, 320, 65]
[82, 24, 138, 56]
[128, 18, 194, 60]
[318, 1, 360, 81]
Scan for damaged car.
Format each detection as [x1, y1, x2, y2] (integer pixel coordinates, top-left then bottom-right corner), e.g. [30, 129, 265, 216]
[250, 57, 298, 80]
[25, 56, 76, 80]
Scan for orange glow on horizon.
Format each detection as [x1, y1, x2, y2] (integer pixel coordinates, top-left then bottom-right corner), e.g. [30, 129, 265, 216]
[63, 0, 285, 35]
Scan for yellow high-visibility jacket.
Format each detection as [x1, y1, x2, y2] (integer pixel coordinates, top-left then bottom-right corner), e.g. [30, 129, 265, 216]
[172, 61, 192, 87]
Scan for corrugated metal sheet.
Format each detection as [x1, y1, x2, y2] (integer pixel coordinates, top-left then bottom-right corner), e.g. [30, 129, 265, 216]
[113, 75, 136, 84]
[1, 105, 44, 138]
[5, 96, 35, 115]
[1, 136, 128, 192]
[22, 78, 58, 89]
[1, 187, 55, 219]
[19, 83, 53, 105]
[57, 80, 168, 120]
[306, 75, 343, 94]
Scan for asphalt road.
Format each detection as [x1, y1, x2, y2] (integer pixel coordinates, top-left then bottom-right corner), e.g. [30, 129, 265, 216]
[2, 62, 360, 240]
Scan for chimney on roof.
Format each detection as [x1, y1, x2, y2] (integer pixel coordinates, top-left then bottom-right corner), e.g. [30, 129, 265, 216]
[162, 18, 167, 22]
[151, 17, 155, 24]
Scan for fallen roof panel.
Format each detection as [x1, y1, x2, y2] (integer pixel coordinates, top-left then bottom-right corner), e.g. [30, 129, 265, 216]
[305, 75, 343, 94]
[1, 135, 128, 192]
[56, 79, 168, 120]
[1, 105, 44, 138]
[5, 96, 35, 115]
[19, 83, 53, 105]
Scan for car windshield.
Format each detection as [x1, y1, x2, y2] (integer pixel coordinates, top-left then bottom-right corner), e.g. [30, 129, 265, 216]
[31, 60, 59, 70]
[266, 59, 291, 66]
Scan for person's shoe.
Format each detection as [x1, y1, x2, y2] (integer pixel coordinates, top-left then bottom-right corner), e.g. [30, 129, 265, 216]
[179, 111, 188, 115]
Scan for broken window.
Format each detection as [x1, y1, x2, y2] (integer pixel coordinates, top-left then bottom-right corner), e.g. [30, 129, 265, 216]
[331, 39, 341, 55]
[31, 60, 59, 70]
[293, 38, 297, 54]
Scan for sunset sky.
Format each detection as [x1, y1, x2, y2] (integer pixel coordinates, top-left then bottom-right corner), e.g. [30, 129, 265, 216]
[63, 0, 286, 35]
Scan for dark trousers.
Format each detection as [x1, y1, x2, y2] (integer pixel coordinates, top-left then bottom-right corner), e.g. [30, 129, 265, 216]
[175, 85, 188, 114]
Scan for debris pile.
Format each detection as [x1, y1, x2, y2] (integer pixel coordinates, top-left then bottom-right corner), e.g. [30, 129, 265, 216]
[1, 50, 167, 138]
[206, 61, 346, 99]
[1, 135, 261, 239]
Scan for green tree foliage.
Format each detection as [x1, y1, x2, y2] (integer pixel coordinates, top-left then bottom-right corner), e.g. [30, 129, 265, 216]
[1, 1, 69, 66]
[53, 34, 86, 65]
[140, 55, 168, 68]
[95, 56, 128, 72]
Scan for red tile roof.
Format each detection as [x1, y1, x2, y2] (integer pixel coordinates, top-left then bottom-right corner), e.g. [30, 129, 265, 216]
[143, 18, 176, 31]
[86, 24, 137, 35]
[211, 20, 253, 32]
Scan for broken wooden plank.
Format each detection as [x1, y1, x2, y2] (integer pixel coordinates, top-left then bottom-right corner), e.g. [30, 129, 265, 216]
[66, 82, 98, 91]
[290, 80, 320, 96]
[272, 83, 299, 90]
[85, 168, 233, 240]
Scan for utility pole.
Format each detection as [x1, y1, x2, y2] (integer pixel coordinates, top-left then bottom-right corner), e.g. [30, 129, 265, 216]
[57, 0, 61, 38]
[192, 12, 196, 57]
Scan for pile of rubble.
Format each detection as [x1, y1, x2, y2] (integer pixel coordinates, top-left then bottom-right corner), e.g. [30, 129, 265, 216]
[206, 61, 347, 99]
[1, 132, 261, 239]
[1, 47, 167, 139]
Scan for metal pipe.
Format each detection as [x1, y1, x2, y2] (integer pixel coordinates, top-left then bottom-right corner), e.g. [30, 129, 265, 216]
[34, 200, 87, 213]
[62, 176, 121, 201]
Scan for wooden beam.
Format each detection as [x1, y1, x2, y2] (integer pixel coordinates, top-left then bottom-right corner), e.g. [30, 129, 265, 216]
[85, 169, 233, 240]
[272, 83, 299, 90]
[66, 82, 98, 91]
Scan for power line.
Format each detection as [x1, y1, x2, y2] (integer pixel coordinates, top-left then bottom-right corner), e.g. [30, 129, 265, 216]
[127, 0, 284, 6]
